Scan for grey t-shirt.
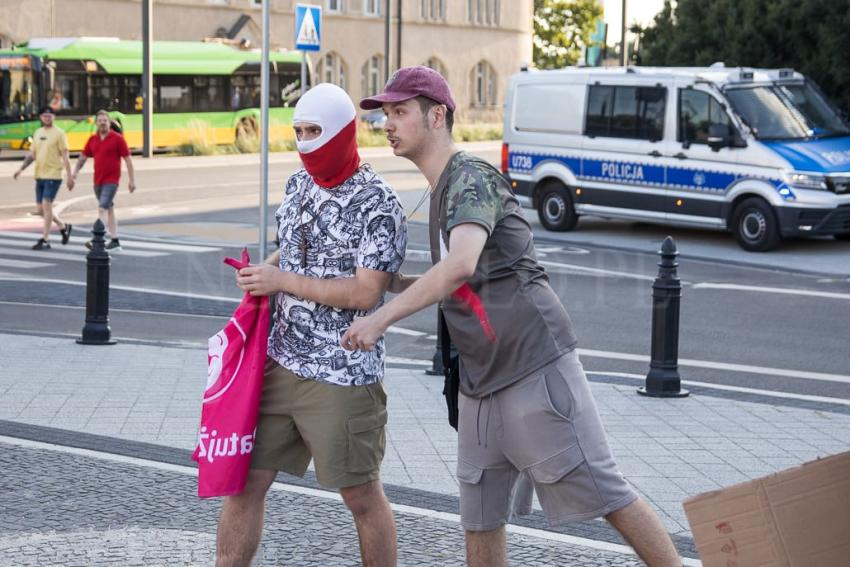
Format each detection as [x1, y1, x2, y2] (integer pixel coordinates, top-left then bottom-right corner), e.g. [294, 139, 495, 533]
[429, 152, 578, 398]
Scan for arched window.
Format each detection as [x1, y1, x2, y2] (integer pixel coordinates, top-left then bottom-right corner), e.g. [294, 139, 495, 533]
[423, 57, 447, 81]
[317, 52, 347, 90]
[471, 60, 497, 107]
[361, 55, 384, 98]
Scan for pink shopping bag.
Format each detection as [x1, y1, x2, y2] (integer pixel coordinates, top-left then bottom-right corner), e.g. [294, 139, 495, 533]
[192, 248, 271, 498]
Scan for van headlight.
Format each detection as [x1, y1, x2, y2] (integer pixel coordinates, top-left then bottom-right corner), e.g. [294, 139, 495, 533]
[782, 171, 828, 191]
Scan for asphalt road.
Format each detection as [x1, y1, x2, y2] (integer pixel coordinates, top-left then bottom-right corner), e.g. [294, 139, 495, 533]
[1, 143, 848, 403]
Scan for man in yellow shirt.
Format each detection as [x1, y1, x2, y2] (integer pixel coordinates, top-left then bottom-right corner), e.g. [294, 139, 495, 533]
[13, 106, 75, 250]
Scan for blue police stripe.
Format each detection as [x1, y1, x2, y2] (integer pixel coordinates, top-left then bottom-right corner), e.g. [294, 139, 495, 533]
[508, 151, 789, 198]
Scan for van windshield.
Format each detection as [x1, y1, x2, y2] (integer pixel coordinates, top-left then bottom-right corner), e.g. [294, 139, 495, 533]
[725, 82, 850, 141]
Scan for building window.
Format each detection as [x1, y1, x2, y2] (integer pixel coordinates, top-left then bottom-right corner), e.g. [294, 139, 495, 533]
[361, 55, 384, 98]
[424, 57, 447, 80]
[468, 0, 499, 26]
[318, 52, 347, 90]
[251, 0, 262, 7]
[420, 0, 446, 20]
[363, 0, 381, 16]
[327, 0, 344, 12]
[471, 60, 497, 106]
[207, 0, 230, 5]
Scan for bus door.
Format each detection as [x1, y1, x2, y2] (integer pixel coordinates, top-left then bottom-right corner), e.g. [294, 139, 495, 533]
[0, 54, 40, 122]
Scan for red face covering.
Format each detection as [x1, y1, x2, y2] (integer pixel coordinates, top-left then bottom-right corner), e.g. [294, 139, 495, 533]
[298, 120, 361, 188]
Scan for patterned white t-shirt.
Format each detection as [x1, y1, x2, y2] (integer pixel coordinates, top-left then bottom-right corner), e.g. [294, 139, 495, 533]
[267, 164, 408, 386]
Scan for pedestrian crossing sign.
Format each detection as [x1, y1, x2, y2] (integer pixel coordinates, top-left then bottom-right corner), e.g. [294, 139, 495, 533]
[294, 4, 321, 52]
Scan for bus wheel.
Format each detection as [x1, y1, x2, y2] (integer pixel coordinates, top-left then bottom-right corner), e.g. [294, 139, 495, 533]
[236, 116, 259, 149]
[732, 197, 781, 252]
[537, 181, 578, 231]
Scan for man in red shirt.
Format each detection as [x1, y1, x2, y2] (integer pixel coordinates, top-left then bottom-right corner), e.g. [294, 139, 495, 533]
[72, 109, 136, 250]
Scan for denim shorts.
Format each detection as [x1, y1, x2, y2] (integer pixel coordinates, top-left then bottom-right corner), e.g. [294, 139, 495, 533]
[35, 178, 62, 203]
[94, 183, 119, 209]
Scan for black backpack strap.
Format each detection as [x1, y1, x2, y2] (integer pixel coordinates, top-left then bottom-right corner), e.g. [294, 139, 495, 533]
[438, 307, 460, 431]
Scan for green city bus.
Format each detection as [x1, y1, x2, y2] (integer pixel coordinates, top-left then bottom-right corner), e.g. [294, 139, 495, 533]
[0, 37, 305, 152]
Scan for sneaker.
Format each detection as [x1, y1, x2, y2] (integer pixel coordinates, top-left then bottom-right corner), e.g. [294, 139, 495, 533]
[32, 238, 51, 250]
[106, 239, 122, 251]
[85, 240, 93, 250]
[60, 223, 73, 245]
[28, 209, 43, 217]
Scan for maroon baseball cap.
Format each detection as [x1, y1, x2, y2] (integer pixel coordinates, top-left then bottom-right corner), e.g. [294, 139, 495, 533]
[360, 65, 456, 112]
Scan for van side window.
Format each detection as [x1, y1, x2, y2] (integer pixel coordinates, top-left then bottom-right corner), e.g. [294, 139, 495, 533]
[585, 85, 665, 141]
[679, 89, 732, 144]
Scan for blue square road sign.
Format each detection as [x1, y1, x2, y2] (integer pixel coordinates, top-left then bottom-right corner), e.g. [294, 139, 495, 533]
[295, 4, 321, 52]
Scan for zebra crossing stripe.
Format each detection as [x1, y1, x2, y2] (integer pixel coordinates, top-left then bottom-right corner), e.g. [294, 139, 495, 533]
[0, 258, 54, 269]
[0, 231, 221, 254]
[0, 238, 167, 258]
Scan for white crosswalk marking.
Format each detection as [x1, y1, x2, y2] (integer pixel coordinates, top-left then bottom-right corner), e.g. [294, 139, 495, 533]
[0, 231, 222, 272]
[0, 238, 167, 258]
[1, 231, 222, 254]
[0, 258, 54, 269]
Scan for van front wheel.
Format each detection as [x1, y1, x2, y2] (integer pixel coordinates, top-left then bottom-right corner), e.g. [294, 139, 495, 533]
[732, 198, 781, 252]
[537, 182, 578, 232]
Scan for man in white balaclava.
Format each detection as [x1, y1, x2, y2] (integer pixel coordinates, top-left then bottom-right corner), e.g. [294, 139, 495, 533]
[216, 83, 408, 567]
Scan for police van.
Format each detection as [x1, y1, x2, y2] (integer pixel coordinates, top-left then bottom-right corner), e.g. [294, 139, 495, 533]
[501, 65, 850, 251]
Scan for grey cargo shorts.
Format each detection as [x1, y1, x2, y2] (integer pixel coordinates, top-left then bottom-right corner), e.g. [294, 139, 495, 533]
[457, 350, 637, 531]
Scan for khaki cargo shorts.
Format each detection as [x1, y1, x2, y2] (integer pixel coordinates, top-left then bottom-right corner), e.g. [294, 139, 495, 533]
[251, 359, 388, 489]
[457, 350, 637, 530]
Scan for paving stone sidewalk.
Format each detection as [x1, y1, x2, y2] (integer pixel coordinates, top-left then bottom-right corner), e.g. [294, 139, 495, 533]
[2, 332, 849, 563]
[1, 442, 652, 567]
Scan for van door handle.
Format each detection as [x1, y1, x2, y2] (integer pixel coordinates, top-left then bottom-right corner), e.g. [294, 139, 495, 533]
[673, 152, 688, 159]
[647, 150, 662, 158]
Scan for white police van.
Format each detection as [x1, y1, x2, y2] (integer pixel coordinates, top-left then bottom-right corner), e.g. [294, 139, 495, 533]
[501, 65, 850, 251]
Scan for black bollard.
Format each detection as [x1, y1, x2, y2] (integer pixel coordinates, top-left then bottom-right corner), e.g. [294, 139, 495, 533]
[77, 219, 116, 345]
[638, 236, 688, 397]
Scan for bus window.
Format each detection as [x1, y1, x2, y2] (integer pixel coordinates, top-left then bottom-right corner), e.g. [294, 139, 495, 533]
[120, 76, 140, 113]
[91, 75, 140, 113]
[230, 75, 262, 109]
[157, 76, 192, 113]
[54, 73, 87, 114]
[193, 76, 227, 112]
[91, 75, 120, 111]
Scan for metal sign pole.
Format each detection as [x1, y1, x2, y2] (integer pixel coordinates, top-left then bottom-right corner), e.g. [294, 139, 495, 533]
[301, 51, 307, 97]
[259, 0, 270, 260]
[142, 0, 153, 158]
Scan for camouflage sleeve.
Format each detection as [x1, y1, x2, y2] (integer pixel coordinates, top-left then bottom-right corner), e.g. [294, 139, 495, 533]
[445, 163, 502, 235]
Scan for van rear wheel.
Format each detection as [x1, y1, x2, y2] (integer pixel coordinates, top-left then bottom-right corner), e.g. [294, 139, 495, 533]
[537, 182, 578, 231]
[732, 197, 781, 252]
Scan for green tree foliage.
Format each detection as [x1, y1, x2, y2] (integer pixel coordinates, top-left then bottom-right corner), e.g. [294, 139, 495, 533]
[534, 0, 603, 69]
[635, 0, 850, 113]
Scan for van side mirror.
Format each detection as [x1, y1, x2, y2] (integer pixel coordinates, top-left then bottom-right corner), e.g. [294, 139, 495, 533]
[707, 123, 730, 151]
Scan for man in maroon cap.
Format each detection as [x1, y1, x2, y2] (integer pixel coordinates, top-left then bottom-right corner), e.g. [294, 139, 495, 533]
[342, 66, 682, 567]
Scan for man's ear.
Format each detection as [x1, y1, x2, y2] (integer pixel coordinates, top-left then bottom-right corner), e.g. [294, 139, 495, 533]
[431, 104, 446, 130]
